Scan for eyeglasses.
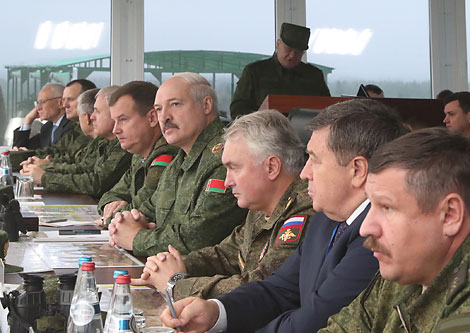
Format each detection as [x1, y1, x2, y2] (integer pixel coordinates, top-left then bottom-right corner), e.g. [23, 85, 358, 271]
[34, 96, 62, 108]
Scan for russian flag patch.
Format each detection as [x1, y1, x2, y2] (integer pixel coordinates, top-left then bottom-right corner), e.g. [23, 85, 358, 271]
[205, 179, 226, 193]
[276, 216, 306, 243]
[151, 154, 172, 167]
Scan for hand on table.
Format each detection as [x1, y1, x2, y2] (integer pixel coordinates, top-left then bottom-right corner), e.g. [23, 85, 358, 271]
[20, 155, 50, 167]
[21, 164, 45, 185]
[132, 245, 186, 291]
[108, 209, 155, 250]
[160, 297, 220, 333]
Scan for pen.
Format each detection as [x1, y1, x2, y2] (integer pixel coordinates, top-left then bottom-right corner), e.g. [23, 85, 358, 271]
[46, 218, 67, 223]
[165, 289, 182, 332]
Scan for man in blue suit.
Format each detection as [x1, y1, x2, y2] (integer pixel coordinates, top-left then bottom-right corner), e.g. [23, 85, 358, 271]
[160, 99, 409, 332]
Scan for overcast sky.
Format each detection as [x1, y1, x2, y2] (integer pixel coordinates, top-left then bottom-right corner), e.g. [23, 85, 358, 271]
[1, 0, 469, 83]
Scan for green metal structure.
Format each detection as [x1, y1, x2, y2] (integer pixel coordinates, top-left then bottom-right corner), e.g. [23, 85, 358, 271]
[5, 50, 333, 119]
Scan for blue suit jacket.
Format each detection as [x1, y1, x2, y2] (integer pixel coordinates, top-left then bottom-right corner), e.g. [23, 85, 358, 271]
[13, 116, 73, 149]
[218, 205, 378, 332]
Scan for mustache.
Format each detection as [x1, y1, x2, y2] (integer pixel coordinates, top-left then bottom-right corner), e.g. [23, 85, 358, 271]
[162, 121, 179, 132]
[363, 236, 390, 256]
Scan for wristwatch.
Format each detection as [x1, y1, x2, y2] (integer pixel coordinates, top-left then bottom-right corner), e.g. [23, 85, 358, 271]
[166, 272, 188, 301]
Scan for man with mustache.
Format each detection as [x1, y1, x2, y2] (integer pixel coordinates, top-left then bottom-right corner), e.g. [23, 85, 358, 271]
[97, 81, 178, 225]
[108, 73, 247, 256]
[132, 110, 314, 301]
[319, 128, 470, 332]
[160, 99, 408, 332]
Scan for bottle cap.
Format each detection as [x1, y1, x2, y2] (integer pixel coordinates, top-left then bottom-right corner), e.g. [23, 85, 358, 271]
[1, 151, 9, 155]
[116, 274, 131, 284]
[81, 262, 95, 271]
[113, 269, 129, 279]
[78, 257, 92, 267]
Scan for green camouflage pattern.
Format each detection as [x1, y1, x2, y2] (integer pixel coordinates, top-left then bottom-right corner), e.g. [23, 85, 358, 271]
[41, 137, 132, 199]
[41, 136, 105, 173]
[98, 135, 179, 223]
[132, 119, 248, 257]
[173, 178, 314, 300]
[229, 54, 330, 119]
[319, 236, 470, 333]
[36, 122, 91, 163]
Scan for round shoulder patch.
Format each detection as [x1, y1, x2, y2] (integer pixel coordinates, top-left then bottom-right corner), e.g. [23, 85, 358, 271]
[212, 143, 224, 153]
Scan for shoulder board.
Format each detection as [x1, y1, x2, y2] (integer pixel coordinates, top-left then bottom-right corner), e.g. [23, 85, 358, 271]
[151, 154, 173, 167]
[205, 179, 226, 193]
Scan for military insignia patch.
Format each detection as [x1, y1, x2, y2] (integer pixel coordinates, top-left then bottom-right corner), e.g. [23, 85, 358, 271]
[258, 241, 269, 263]
[212, 143, 224, 153]
[276, 216, 306, 243]
[205, 179, 226, 193]
[151, 154, 173, 167]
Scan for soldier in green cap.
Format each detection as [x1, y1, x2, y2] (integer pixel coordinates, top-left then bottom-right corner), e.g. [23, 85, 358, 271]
[97, 81, 179, 225]
[132, 109, 314, 300]
[230, 22, 330, 119]
[319, 128, 470, 332]
[109, 72, 247, 256]
[22, 86, 132, 200]
[0, 230, 23, 273]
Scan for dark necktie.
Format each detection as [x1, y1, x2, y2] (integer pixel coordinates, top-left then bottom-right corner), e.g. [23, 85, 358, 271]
[331, 222, 348, 247]
[51, 124, 58, 144]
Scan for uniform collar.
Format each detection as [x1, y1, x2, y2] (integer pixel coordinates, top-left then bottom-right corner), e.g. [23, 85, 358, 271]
[179, 118, 223, 172]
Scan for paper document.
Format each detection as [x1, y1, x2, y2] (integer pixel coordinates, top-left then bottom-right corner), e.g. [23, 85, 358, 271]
[31, 230, 109, 242]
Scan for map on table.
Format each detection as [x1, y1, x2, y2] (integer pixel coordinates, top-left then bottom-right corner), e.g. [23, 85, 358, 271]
[21, 204, 100, 225]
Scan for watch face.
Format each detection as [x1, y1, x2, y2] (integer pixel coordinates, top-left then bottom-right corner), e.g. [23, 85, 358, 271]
[170, 272, 187, 283]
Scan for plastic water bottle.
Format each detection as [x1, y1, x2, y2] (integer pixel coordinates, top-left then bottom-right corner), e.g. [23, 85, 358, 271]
[102, 270, 128, 317]
[0, 151, 13, 186]
[0, 257, 4, 293]
[103, 274, 133, 333]
[67, 262, 104, 333]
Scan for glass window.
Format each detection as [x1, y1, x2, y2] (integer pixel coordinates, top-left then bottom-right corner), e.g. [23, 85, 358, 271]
[306, 1, 431, 98]
[144, 0, 274, 120]
[0, 0, 110, 144]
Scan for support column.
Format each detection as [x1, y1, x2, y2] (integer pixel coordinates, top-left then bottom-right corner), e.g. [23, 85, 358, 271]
[111, 0, 144, 85]
[429, 0, 468, 97]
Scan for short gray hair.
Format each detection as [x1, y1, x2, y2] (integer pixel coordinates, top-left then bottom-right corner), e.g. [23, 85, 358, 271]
[223, 109, 305, 175]
[96, 85, 120, 105]
[77, 88, 99, 116]
[175, 72, 219, 116]
[42, 83, 65, 98]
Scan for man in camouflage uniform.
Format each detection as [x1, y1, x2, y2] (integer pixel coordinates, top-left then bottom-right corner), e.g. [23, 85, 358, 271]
[16, 79, 96, 169]
[109, 73, 247, 256]
[320, 128, 470, 332]
[97, 81, 179, 225]
[230, 22, 330, 119]
[22, 86, 132, 200]
[133, 110, 314, 300]
[160, 100, 407, 332]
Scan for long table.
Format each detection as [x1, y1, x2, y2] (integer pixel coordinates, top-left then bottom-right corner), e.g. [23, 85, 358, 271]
[3, 190, 167, 328]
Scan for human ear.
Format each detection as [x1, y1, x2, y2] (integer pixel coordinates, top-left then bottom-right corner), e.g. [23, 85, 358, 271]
[350, 156, 368, 188]
[265, 155, 282, 180]
[147, 108, 159, 127]
[202, 96, 213, 115]
[440, 193, 465, 237]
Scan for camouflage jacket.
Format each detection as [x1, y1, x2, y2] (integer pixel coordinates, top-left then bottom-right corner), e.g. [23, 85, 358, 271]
[230, 54, 330, 119]
[36, 122, 91, 163]
[320, 236, 470, 333]
[132, 119, 248, 257]
[41, 137, 106, 174]
[173, 178, 314, 300]
[98, 135, 179, 222]
[41, 137, 132, 199]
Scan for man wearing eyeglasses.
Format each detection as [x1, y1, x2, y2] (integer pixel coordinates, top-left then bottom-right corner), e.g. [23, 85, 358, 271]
[13, 83, 74, 149]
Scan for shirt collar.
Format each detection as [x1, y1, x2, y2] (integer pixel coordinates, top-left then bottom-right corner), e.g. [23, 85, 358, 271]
[53, 114, 65, 127]
[346, 199, 370, 225]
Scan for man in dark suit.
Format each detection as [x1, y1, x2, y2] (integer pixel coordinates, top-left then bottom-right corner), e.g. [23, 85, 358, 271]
[13, 83, 73, 149]
[160, 99, 409, 332]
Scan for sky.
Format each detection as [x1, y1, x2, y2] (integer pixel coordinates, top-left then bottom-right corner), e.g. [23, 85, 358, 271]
[0, 0, 468, 84]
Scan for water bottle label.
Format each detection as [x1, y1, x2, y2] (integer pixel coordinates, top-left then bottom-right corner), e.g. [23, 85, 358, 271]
[94, 302, 101, 314]
[119, 319, 130, 330]
[71, 300, 94, 326]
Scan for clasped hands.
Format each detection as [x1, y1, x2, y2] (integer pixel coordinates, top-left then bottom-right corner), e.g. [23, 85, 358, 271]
[108, 208, 155, 250]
